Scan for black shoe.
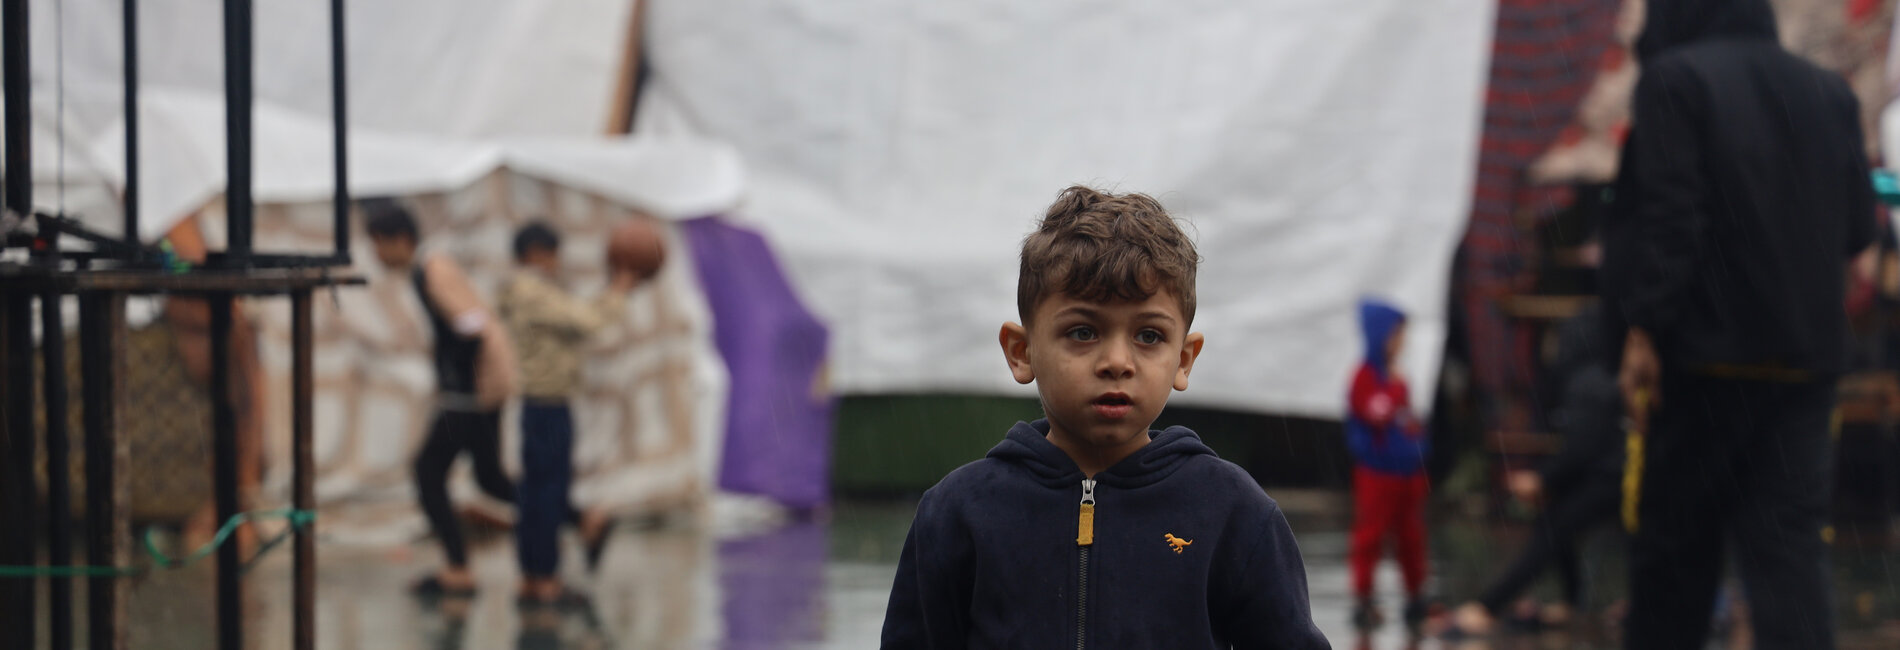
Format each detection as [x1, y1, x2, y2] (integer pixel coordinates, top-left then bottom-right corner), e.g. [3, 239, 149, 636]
[1352, 601, 1385, 631]
[410, 575, 478, 600]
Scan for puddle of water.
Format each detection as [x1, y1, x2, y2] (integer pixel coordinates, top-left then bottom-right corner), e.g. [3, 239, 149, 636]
[78, 499, 1900, 649]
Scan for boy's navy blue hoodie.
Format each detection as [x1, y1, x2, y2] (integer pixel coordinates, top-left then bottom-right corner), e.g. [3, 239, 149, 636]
[880, 419, 1330, 649]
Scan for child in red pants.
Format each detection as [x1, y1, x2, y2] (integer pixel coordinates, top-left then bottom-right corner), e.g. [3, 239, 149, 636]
[1347, 298, 1430, 631]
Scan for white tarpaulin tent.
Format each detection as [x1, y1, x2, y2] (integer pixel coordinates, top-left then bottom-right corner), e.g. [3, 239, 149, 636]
[7, 85, 748, 536]
[636, 0, 1496, 417]
[79, 89, 745, 235]
[11, 1, 852, 536]
[21, 0, 1495, 421]
[23, 0, 631, 141]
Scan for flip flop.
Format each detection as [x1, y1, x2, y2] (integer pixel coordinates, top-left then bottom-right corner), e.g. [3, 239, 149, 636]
[583, 519, 618, 573]
[410, 575, 477, 599]
[517, 586, 593, 611]
[1504, 600, 1550, 631]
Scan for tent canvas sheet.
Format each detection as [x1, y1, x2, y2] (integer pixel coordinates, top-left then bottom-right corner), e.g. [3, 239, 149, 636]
[638, 0, 1495, 417]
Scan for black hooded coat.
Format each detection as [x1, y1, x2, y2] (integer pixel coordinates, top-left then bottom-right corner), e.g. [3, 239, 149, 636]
[1603, 0, 1877, 376]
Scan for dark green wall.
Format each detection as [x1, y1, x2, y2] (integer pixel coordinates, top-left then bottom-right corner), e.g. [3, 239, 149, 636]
[831, 394, 1354, 495]
[831, 395, 1042, 495]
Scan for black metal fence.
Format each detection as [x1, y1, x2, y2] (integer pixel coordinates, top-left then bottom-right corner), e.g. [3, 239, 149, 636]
[1, 1, 360, 649]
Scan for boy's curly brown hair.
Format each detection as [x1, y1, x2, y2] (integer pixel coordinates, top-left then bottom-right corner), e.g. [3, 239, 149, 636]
[1017, 185, 1199, 325]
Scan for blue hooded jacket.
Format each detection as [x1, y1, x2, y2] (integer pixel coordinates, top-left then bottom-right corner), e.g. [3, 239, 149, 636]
[1346, 299, 1428, 475]
[881, 420, 1330, 649]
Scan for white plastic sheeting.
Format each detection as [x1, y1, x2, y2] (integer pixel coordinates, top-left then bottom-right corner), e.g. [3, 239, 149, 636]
[7, 88, 745, 241]
[16, 0, 1498, 418]
[22, 0, 631, 139]
[85, 89, 745, 231]
[638, 0, 1495, 417]
[13, 0, 642, 237]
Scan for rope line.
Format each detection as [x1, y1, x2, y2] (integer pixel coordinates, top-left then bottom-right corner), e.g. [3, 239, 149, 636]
[0, 509, 316, 578]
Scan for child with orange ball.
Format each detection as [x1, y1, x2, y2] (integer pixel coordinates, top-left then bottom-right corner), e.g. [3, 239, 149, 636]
[497, 218, 663, 607]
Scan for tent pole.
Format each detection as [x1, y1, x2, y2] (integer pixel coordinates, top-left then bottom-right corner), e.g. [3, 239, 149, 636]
[329, 0, 349, 262]
[2, 0, 38, 644]
[209, 294, 242, 650]
[81, 292, 129, 650]
[4, 0, 29, 220]
[221, 0, 253, 266]
[2, 293, 39, 650]
[122, 0, 139, 247]
[43, 291, 75, 650]
[605, 0, 648, 135]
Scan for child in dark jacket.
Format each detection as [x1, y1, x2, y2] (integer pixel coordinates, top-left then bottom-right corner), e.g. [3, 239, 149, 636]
[880, 186, 1330, 649]
[1452, 304, 1624, 634]
[1345, 298, 1430, 631]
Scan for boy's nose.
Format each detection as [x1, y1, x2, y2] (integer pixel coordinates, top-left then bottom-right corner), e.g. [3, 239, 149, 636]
[1096, 341, 1136, 379]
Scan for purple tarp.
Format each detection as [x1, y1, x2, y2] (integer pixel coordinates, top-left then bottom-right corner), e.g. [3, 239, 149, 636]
[682, 216, 834, 508]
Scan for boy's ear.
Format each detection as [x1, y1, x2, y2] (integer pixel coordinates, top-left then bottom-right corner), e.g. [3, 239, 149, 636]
[1173, 331, 1205, 391]
[1000, 322, 1035, 384]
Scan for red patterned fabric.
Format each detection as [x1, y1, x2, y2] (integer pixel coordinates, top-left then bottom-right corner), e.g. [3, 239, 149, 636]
[1460, 0, 1623, 427]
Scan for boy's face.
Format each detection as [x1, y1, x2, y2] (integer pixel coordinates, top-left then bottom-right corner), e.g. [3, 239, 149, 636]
[369, 234, 416, 269]
[1385, 322, 1405, 368]
[521, 246, 561, 275]
[1000, 290, 1205, 470]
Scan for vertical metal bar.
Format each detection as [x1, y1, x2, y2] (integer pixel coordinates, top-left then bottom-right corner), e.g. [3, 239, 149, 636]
[0, 299, 6, 633]
[291, 290, 315, 650]
[209, 295, 242, 650]
[3, 0, 30, 217]
[221, 0, 253, 265]
[329, 0, 349, 262]
[2, 292, 40, 649]
[121, 0, 139, 247]
[81, 292, 128, 650]
[42, 293, 74, 650]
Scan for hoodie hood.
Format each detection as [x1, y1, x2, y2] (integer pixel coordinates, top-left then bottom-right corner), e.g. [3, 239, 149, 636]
[986, 419, 1216, 488]
[1359, 299, 1406, 378]
[1637, 0, 1778, 61]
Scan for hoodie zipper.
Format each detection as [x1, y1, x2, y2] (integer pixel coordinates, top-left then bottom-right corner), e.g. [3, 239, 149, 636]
[1076, 479, 1096, 650]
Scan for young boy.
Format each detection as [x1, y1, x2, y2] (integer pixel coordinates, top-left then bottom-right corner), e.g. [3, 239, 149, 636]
[498, 222, 638, 607]
[1344, 299, 1429, 630]
[364, 201, 519, 598]
[880, 186, 1329, 649]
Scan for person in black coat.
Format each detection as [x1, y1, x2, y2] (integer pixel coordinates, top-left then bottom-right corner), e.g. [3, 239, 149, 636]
[1601, 0, 1878, 647]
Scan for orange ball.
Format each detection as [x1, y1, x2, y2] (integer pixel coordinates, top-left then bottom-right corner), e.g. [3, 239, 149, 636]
[606, 218, 667, 276]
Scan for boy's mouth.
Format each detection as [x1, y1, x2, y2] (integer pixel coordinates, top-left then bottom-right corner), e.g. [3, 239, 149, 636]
[1091, 392, 1133, 419]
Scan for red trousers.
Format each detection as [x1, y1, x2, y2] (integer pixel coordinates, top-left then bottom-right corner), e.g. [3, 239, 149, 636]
[1350, 467, 1429, 599]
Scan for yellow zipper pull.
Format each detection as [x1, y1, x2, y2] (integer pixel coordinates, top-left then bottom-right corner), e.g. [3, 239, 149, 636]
[1077, 479, 1097, 546]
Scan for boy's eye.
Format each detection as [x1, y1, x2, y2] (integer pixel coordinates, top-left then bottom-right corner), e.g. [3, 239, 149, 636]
[1066, 326, 1098, 342]
[1136, 329, 1164, 345]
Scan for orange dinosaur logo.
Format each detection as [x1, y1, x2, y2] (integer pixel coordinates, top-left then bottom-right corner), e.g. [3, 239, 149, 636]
[1163, 533, 1193, 554]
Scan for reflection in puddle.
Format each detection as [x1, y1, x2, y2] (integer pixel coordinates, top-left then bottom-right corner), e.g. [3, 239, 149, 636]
[720, 519, 829, 647]
[114, 501, 1900, 649]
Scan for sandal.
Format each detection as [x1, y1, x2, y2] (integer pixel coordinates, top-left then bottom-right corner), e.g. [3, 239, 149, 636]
[583, 519, 618, 573]
[410, 575, 478, 599]
[517, 586, 593, 611]
[1443, 602, 1495, 640]
[1351, 601, 1384, 631]
[1504, 599, 1546, 631]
